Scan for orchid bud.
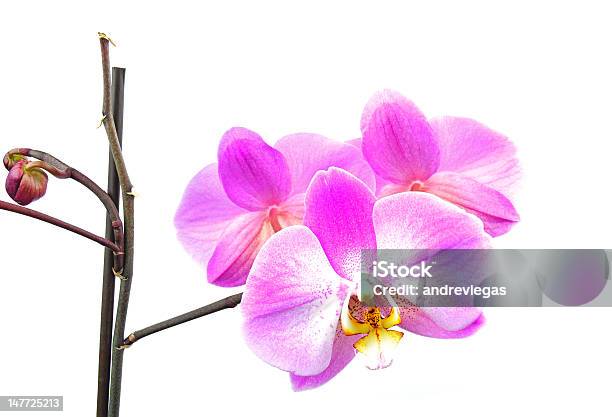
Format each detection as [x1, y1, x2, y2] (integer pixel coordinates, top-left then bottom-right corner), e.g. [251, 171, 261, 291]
[3, 150, 29, 171]
[5, 160, 48, 205]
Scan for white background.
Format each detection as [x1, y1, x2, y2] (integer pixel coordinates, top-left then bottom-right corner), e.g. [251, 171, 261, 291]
[1, 1, 611, 416]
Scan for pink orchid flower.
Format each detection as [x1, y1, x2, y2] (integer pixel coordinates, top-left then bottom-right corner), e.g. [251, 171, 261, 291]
[174, 128, 375, 287]
[242, 167, 491, 390]
[354, 90, 520, 236]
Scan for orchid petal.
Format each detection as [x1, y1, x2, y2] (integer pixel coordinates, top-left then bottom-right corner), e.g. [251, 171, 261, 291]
[207, 211, 273, 287]
[242, 226, 353, 376]
[345, 138, 394, 195]
[276, 192, 305, 228]
[345, 138, 362, 148]
[361, 90, 440, 184]
[304, 168, 377, 281]
[275, 133, 376, 193]
[423, 171, 519, 236]
[467, 212, 517, 237]
[431, 116, 520, 196]
[397, 302, 486, 338]
[290, 325, 360, 391]
[372, 192, 489, 338]
[218, 127, 291, 210]
[373, 191, 492, 250]
[174, 163, 246, 266]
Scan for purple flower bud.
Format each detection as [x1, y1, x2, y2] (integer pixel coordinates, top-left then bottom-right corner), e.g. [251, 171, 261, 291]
[5, 160, 48, 205]
[3, 152, 28, 171]
[2, 154, 11, 170]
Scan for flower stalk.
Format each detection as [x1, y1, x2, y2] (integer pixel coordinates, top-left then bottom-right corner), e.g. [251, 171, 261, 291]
[120, 293, 243, 348]
[0, 199, 121, 252]
[98, 33, 135, 417]
[5, 148, 125, 272]
[97, 66, 125, 417]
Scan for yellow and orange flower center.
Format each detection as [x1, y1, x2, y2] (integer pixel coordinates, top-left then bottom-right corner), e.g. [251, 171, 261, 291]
[341, 300, 404, 370]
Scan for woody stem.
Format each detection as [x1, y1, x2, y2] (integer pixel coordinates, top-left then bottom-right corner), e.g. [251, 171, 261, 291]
[0, 199, 121, 252]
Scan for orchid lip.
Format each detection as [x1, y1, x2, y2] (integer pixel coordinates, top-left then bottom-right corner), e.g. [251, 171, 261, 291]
[341, 297, 404, 370]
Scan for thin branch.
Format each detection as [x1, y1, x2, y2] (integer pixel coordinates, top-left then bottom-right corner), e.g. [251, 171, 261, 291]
[121, 293, 243, 348]
[7, 148, 125, 271]
[71, 169, 124, 270]
[0, 199, 121, 252]
[98, 34, 133, 195]
[97, 66, 125, 417]
[99, 33, 135, 417]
